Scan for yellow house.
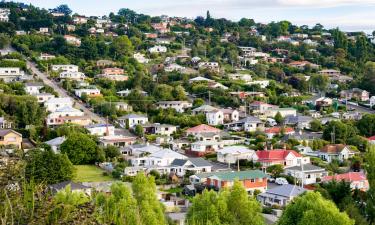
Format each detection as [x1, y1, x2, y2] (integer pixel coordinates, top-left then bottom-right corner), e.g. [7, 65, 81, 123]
[0, 129, 22, 149]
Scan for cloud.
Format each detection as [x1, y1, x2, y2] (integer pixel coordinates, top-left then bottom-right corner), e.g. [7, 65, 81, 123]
[277, 0, 375, 7]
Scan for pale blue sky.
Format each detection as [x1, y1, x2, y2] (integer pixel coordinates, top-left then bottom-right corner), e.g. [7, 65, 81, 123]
[20, 0, 375, 32]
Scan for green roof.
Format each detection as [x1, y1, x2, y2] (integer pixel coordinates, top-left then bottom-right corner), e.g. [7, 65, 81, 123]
[208, 170, 268, 181]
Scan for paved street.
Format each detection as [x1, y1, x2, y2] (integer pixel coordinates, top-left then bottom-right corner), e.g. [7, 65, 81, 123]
[26, 60, 108, 124]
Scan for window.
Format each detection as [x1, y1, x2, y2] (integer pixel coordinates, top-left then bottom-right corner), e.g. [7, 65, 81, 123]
[250, 179, 255, 183]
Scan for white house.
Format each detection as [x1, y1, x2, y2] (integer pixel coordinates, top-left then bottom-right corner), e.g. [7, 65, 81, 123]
[247, 80, 270, 88]
[44, 97, 73, 112]
[257, 184, 306, 207]
[0, 8, 10, 22]
[64, 35, 81, 46]
[131, 148, 187, 167]
[46, 106, 84, 126]
[0, 67, 25, 82]
[117, 114, 148, 129]
[249, 101, 279, 115]
[198, 62, 220, 72]
[39, 53, 55, 61]
[318, 144, 356, 163]
[224, 116, 264, 132]
[59, 71, 86, 81]
[148, 45, 167, 53]
[156, 101, 192, 113]
[370, 96, 375, 108]
[216, 146, 257, 164]
[206, 109, 224, 125]
[228, 73, 252, 82]
[35, 93, 54, 103]
[143, 123, 178, 136]
[24, 83, 44, 95]
[44, 136, 66, 153]
[264, 108, 297, 118]
[133, 53, 149, 64]
[74, 88, 101, 98]
[169, 158, 212, 177]
[85, 124, 115, 136]
[52, 65, 79, 73]
[189, 76, 214, 83]
[285, 164, 328, 185]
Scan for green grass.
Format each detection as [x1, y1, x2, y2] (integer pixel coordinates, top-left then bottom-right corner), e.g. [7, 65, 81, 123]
[73, 165, 116, 182]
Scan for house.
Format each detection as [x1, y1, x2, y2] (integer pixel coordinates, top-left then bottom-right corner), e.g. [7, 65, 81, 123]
[220, 108, 239, 123]
[99, 135, 136, 147]
[318, 144, 356, 163]
[206, 170, 268, 193]
[247, 80, 270, 88]
[284, 164, 328, 185]
[156, 101, 192, 113]
[192, 105, 218, 115]
[284, 115, 313, 129]
[44, 136, 66, 153]
[257, 184, 306, 207]
[318, 69, 341, 76]
[24, 82, 44, 95]
[0, 8, 11, 22]
[131, 148, 187, 168]
[117, 114, 148, 129]
[74, 88, 101, 98]
[340, 88, 370, 102]
[165, 63, 186, 73]
[322, 172, 369, 191]
[206, 109, 224, 125]
[44, 97, 73, 112]
[96, 60, 115, 67]
[49, 181, 91, 195]
[39, 53, 55, 61]
[133, 53, 149, 64]
[315, 97, 333, 107]
[0, 129, 22, 149]
[35, 93, 54, 103]
[255, 149, 305, 168]
[169, 158, 213, 177]
[186, 124, 221, 141]
[148, 45, 167, 53]
[114, 102, 132, 112]
[0, 117, 12, 129]
[98, 74, 128, 81]
[224, 116, 264, 132]
[63, 35, 81, 46]
[197, 62, 220, 73]
[189, 141, 223, 156]
[228, 73, 252, 82]
[265, 127, 295, 138]
[46, 106, 85, 126]
[288, 61, 319, 70]
[216, 146, 257, 164]
[229, 91, 265, 99]
[102, 68, 125, 75]
[51, 65, 79, 73]
[189, 76, 214, 83]
[39, 27, 49, 33]
[368, 136, 375, 145]
[59, 71, 86, 81]
[0, 67, 25, 82]
[370, 96, 375, 108]
[143, 123, 177, 136]
[264, 108, 297, 118]
[249, 101, 278, 115]
[85, 124, 115, 136]
[73, 16, 88, 24]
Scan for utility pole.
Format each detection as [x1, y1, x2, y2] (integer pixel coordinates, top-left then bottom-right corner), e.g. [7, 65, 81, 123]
[331, 125, 336, 144]
[208, 91, 211, 105]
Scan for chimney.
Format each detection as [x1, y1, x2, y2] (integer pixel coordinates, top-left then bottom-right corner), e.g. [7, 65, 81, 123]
[264, 144, 268, 151]
[283, 144, 287, 150]
[270, 144, 273, 150]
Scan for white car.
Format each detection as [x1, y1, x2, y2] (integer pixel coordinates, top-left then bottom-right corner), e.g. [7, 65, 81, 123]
[275, 177, 288, 185]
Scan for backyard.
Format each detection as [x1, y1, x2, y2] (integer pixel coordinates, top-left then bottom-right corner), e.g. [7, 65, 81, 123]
[73, 165, 116, 182]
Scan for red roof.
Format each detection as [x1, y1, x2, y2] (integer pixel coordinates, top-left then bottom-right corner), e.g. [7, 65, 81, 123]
[256, 150, 301, 162]
[265, 127, 294, 134]
[250, 101, 274, 107]
[322, 172, 367, 183]
[186, 124, 221, 134]
[368, 136, 375, 141]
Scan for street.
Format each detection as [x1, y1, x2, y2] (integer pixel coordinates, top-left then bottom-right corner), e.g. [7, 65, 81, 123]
[26, 60, 108, 124]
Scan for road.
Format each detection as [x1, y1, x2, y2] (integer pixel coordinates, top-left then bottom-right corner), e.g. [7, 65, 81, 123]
[26, 60, 107, 124]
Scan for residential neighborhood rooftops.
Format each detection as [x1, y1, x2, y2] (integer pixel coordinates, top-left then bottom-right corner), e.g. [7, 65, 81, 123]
[320, 144, 350, 154]
[171, 157, 212, 167]
[286, 163, 325, 172]
[208, 170, 268, 181]
[256, 149, 301, 161]
[322, 172, 367, 183]
[186, 124, 221, 133]
[265, 184, 306, 198]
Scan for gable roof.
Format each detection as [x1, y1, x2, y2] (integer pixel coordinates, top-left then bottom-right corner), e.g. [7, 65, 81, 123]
[49, 181, 90, 192]
[217, 145, 254, 155]
[0, 129, 22, 137]
[171, 157, 212, 167]
[186, 124, 221, 134]
[285, 164, 325, 172]
[208, 170, 267, 181]
[368, 136, 375, 141]
[320, 144, 349, 154]
[45, 136, 66, 146]
[265, 127, 294, 134]
[322, 172, 367, 183]
[192, 104, 218, 112]
[256, 150, 301, 162]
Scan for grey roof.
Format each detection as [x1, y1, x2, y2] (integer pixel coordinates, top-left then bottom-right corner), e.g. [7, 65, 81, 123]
[284, 115, 313, 124]
[265, 184, 306, 198]
[49, 181, 90, 192]
[119, 114, 147, 119]
[286, 163, 325, 172]
[238, 116, 262, 124]
[192, 104, 217, 112]
[45, 136, 66, 146]
[0, 129, 21, 137]
[171, 157, 212, 167]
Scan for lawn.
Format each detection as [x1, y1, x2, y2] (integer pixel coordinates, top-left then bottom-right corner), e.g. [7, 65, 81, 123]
[73, 165, 116, 182]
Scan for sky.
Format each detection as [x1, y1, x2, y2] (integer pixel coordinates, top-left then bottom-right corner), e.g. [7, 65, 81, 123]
[19, 0, 375, 32]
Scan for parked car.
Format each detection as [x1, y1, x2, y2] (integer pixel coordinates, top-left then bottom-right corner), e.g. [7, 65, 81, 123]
[275, 177, 288, 185]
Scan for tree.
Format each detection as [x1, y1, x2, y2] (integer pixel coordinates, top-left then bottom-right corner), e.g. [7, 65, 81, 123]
[266, 164, 284, 178]
[172, 85, 187, 100]
[274, 111, 284, 124]
[25, 149, 75, 184]
[110, 35, 133, 59]
[134, 124, 144, 137]
[54, 4, 72, 15]
[278, 192, 354, 225]
[310, 74, 328, 93]
[60, 132, 101, 165]
[132, 173, 166, 225]
[187, 181, 265, 225]
[361, 62, 375, 95]
[104, 145, 120, 159]
[356, 113, 375, 137]
[310, 119, 322, 132]
[323, 121, 358, 144]
[0, 33, 10, 49]
[366, 146, 375, 224]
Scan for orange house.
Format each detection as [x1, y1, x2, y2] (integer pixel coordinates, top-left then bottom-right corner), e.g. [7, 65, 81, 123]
[102, 68, 125, 75]
[206, 170, 268, 193]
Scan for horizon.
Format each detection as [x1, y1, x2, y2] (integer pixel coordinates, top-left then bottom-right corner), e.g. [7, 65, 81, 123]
[18, 0, 375, 33]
